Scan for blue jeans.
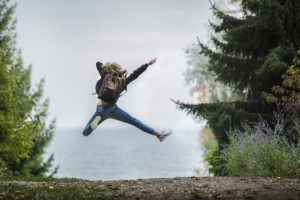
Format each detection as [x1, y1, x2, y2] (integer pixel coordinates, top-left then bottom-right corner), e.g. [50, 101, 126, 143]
[83, 104, 155, 136]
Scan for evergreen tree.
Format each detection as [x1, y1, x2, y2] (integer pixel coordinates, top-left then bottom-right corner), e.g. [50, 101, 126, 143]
[176, 0, 300, 145]
[0, 0, 56, 176]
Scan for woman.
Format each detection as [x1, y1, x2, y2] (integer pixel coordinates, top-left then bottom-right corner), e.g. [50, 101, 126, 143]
[82, 58, 171, 142]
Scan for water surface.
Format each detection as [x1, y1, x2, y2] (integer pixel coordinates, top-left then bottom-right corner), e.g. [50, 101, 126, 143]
[45, 128, 204, 180]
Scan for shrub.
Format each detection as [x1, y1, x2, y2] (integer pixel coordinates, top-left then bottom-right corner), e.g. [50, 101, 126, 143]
[224, 112, 300, 178]
[205, 147, 226, 176]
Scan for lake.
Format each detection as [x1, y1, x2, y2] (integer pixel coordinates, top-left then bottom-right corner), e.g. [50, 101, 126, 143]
[45, 128, 206, 181]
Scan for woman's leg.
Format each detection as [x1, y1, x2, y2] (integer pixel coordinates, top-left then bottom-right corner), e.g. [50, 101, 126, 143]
[111, 106, 155, 135]
[82, 111, 104, 136]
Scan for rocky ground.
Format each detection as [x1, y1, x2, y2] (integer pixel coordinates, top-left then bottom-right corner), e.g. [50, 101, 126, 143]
[98, 176, 300, 199]
[1, 176, 300, 199]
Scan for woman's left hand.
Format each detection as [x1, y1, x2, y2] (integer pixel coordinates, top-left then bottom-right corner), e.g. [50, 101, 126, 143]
[148, 58, 157, 65]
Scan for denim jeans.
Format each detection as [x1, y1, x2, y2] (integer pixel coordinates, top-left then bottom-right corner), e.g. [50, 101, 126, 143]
[83, 104, 155, 136]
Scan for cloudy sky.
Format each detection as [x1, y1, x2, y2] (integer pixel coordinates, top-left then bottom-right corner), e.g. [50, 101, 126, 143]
[14, 0, 212, 130]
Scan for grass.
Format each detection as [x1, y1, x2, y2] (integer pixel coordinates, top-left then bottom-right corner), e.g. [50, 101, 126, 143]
[0, 177, 120, 200]
[0, 176, 80, 182]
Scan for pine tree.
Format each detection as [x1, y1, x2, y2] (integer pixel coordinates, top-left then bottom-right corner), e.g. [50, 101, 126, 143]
[0, 0, 56, 176]
[176, 0, 300, 145]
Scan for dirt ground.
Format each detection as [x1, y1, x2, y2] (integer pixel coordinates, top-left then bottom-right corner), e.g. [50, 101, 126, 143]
[97, 176, 300, 200]
[2, 176, 300, 200]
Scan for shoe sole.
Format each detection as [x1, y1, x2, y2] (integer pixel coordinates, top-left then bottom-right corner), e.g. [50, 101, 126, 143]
[91, 116, 101, 130]
[160, 133, 171, 142]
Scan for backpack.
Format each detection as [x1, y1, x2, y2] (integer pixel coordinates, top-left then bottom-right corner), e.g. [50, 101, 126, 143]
[95, 70, 126, 103]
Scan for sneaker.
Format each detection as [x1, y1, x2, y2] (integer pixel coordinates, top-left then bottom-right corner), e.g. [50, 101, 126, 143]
[157, 130, 172, 142]
[91, 116, 101, 130]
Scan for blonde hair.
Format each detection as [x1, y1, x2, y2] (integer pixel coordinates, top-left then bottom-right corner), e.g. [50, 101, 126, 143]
[103, 62, 127, 78]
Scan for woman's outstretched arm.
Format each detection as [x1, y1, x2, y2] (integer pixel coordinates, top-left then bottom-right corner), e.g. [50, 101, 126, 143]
[125, 58, 157, 86]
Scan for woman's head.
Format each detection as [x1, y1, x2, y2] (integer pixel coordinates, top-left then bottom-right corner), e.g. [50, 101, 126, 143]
[103, 62, 127, 77]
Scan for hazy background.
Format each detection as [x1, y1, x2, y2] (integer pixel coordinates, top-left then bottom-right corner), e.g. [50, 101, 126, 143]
[14, 0, 211, 130]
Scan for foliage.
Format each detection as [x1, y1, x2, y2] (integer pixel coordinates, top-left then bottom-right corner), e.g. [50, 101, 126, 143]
[199, 128, 219, 175]
[224, 112, 300, 178]
[201, 128, 218, 153]
[174, 99, 274, 143]
[262, 50, 300, 111]
[205, 147, 226, 176]
[177, 0, 300, 146]
[184, 44, 241, 103]
[0, 0, 56, 176]
[0, 158, 9, 176]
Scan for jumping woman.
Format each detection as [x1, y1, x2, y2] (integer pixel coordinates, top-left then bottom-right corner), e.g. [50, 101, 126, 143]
[82, 58, 172, 142]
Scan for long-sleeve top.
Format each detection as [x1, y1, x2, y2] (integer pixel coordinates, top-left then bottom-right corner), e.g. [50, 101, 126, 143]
[96, 61, 149, 94]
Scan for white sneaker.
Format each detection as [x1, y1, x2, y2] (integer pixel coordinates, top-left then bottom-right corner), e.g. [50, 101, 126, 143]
[91, 116, 101, 130]
[157, 130, 172, 142]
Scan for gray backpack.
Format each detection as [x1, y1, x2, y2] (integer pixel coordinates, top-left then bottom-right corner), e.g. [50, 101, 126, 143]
[95, 70, 126, 103]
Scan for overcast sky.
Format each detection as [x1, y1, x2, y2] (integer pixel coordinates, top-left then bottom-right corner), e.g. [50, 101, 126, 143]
[14, 0, 212, 130]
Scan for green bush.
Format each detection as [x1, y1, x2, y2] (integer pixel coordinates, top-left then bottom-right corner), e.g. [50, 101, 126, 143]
[205, 147, 226, 176]
[224, 115, 300, 178]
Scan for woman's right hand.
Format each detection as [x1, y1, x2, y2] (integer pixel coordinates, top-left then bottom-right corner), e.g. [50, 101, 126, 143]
[148, 58, 157, 65]
[96, 62, 103, 67]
